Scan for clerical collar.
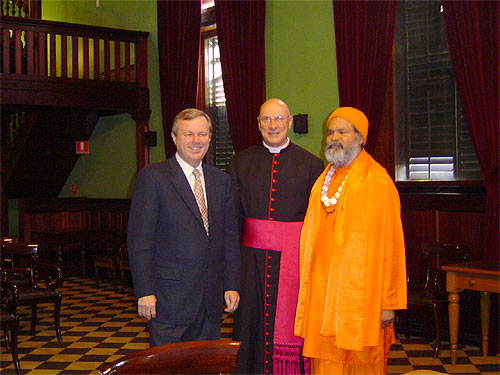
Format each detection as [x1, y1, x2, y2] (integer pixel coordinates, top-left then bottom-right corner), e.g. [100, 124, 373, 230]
[262, 138, 290, 154]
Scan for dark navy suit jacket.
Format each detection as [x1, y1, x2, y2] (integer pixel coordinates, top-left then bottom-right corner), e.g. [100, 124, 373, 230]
[127, 157, 240, 324]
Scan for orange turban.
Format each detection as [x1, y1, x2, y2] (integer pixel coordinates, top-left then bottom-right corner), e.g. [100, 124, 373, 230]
[327, 107, 369, 145]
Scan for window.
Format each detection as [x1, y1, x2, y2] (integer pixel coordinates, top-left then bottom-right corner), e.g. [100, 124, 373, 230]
[200, 2, 234, 171]
[395, 0, 481, 181]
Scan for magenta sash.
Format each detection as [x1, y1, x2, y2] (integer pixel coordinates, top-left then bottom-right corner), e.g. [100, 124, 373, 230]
[242, 217, 310, 374]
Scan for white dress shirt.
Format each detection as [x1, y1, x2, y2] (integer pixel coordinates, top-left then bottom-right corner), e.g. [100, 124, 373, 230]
[175, 153, 208, 207]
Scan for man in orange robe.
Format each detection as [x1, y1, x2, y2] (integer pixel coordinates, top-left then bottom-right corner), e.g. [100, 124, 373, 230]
[294, 107, 407, 374]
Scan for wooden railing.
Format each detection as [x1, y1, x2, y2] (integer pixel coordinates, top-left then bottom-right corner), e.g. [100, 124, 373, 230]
[1, 0, 28, 17]
[0, 15, 149, 87]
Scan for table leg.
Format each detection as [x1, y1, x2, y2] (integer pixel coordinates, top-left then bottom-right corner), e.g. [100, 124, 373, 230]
[81, 242, 89, 277]
[56, 245, 63, 270]
[480, 291, 491, 356]
[448, 291, 460, 365]
[81, 247, 87, 277]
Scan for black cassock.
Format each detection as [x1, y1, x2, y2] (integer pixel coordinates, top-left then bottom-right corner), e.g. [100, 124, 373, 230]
[229, 142, 324, 374]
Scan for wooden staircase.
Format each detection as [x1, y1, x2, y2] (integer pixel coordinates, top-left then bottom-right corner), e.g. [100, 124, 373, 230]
[2, 105, 101, 198]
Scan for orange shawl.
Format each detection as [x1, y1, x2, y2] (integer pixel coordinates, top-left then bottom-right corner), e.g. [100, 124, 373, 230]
[294, 150, 407, 352]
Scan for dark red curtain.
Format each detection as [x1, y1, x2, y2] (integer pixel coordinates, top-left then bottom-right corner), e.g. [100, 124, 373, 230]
[157, 0, 201, 158]
[442, 1, 499, 261]
[214, 0, 265, 154]
[332, 0, 398, 154]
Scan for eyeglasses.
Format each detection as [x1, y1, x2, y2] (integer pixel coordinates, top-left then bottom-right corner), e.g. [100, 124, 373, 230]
[258, 115, 289, 124]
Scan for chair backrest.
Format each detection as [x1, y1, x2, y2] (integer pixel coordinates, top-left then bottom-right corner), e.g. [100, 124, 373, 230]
[1, 242, 38, 265]
[1, 242, 38, 257]
[422, 242, 469, 268]
[118, 243, 127, 258]
[407, 242, 469, 292]
[1, 236, 18, 244]
[97, 340, 241, 375]
[1, 243, 39, 284]
[118, 243, 128, 266]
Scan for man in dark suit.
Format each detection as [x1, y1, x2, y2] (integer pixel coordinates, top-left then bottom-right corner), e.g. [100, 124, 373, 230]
[127, 108, 240, 347]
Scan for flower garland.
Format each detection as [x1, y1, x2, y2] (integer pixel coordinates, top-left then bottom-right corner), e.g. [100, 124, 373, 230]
[320, 167, 349, 207]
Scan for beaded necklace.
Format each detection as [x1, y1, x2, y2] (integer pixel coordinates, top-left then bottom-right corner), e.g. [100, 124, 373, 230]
[320, 167, 349, 208]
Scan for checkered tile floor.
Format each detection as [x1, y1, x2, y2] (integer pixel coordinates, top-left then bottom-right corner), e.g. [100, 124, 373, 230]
[1, 278, 498, 374]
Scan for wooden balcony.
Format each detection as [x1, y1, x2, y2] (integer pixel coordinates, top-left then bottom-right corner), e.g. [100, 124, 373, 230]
[0, 15, 150, 114]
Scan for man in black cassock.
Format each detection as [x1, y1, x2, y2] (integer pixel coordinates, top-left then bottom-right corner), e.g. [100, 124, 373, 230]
[229, 98, 324, 374]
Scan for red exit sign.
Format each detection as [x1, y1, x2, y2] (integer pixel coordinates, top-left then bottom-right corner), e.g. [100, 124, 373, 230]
[76, 141, 89, 154]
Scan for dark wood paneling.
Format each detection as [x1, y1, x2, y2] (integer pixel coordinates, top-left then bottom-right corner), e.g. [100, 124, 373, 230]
[22, 197, 130, 242]
[399, 186, 486, 261]
[401, 209, 436, 244]
[21, 198, 129, 277]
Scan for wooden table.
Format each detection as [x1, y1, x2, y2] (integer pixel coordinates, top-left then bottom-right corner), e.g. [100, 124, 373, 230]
[442, 261, 499, 365]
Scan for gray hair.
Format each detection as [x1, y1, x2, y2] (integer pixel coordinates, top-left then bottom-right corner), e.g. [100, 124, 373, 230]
[352, 125, 363, 146]
[172, 108, 212, 135]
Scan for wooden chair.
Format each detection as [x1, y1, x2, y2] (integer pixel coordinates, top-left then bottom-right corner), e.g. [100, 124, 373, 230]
[117, 242, 131, 292]
[403, 242, 469, 358]
[92, 230, 119, 291]
[1, 237, 18, 268]
[96, 340, 241, 375]
[1, 303, 21, 374]
[0, 242, 63, 341]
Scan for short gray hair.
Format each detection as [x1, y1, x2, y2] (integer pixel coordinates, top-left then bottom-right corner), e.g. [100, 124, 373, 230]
[172, 108, 212, 135]
[352, 125, 364, 147]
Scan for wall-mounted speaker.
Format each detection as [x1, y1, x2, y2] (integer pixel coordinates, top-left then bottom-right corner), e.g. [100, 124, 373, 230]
[144, 131, 157, 147]
[293, 114, 308, 134]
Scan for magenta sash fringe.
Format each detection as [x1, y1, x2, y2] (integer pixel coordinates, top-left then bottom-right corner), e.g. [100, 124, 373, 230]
[272, 343, 311, 375]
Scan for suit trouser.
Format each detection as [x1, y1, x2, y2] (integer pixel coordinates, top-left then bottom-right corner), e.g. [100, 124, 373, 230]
[148, 299, 220, 347]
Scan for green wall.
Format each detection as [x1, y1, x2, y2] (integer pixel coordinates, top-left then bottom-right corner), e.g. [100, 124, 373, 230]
[42, 0, 164, 199]
[266, 0, 338, 157]
[44, 0, 338, 199]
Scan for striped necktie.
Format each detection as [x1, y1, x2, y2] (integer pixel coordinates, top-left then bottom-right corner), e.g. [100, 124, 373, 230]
[192, 169, 209, 235]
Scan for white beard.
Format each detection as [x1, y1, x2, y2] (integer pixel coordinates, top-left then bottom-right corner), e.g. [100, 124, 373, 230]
[325, 140, 361, 168]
